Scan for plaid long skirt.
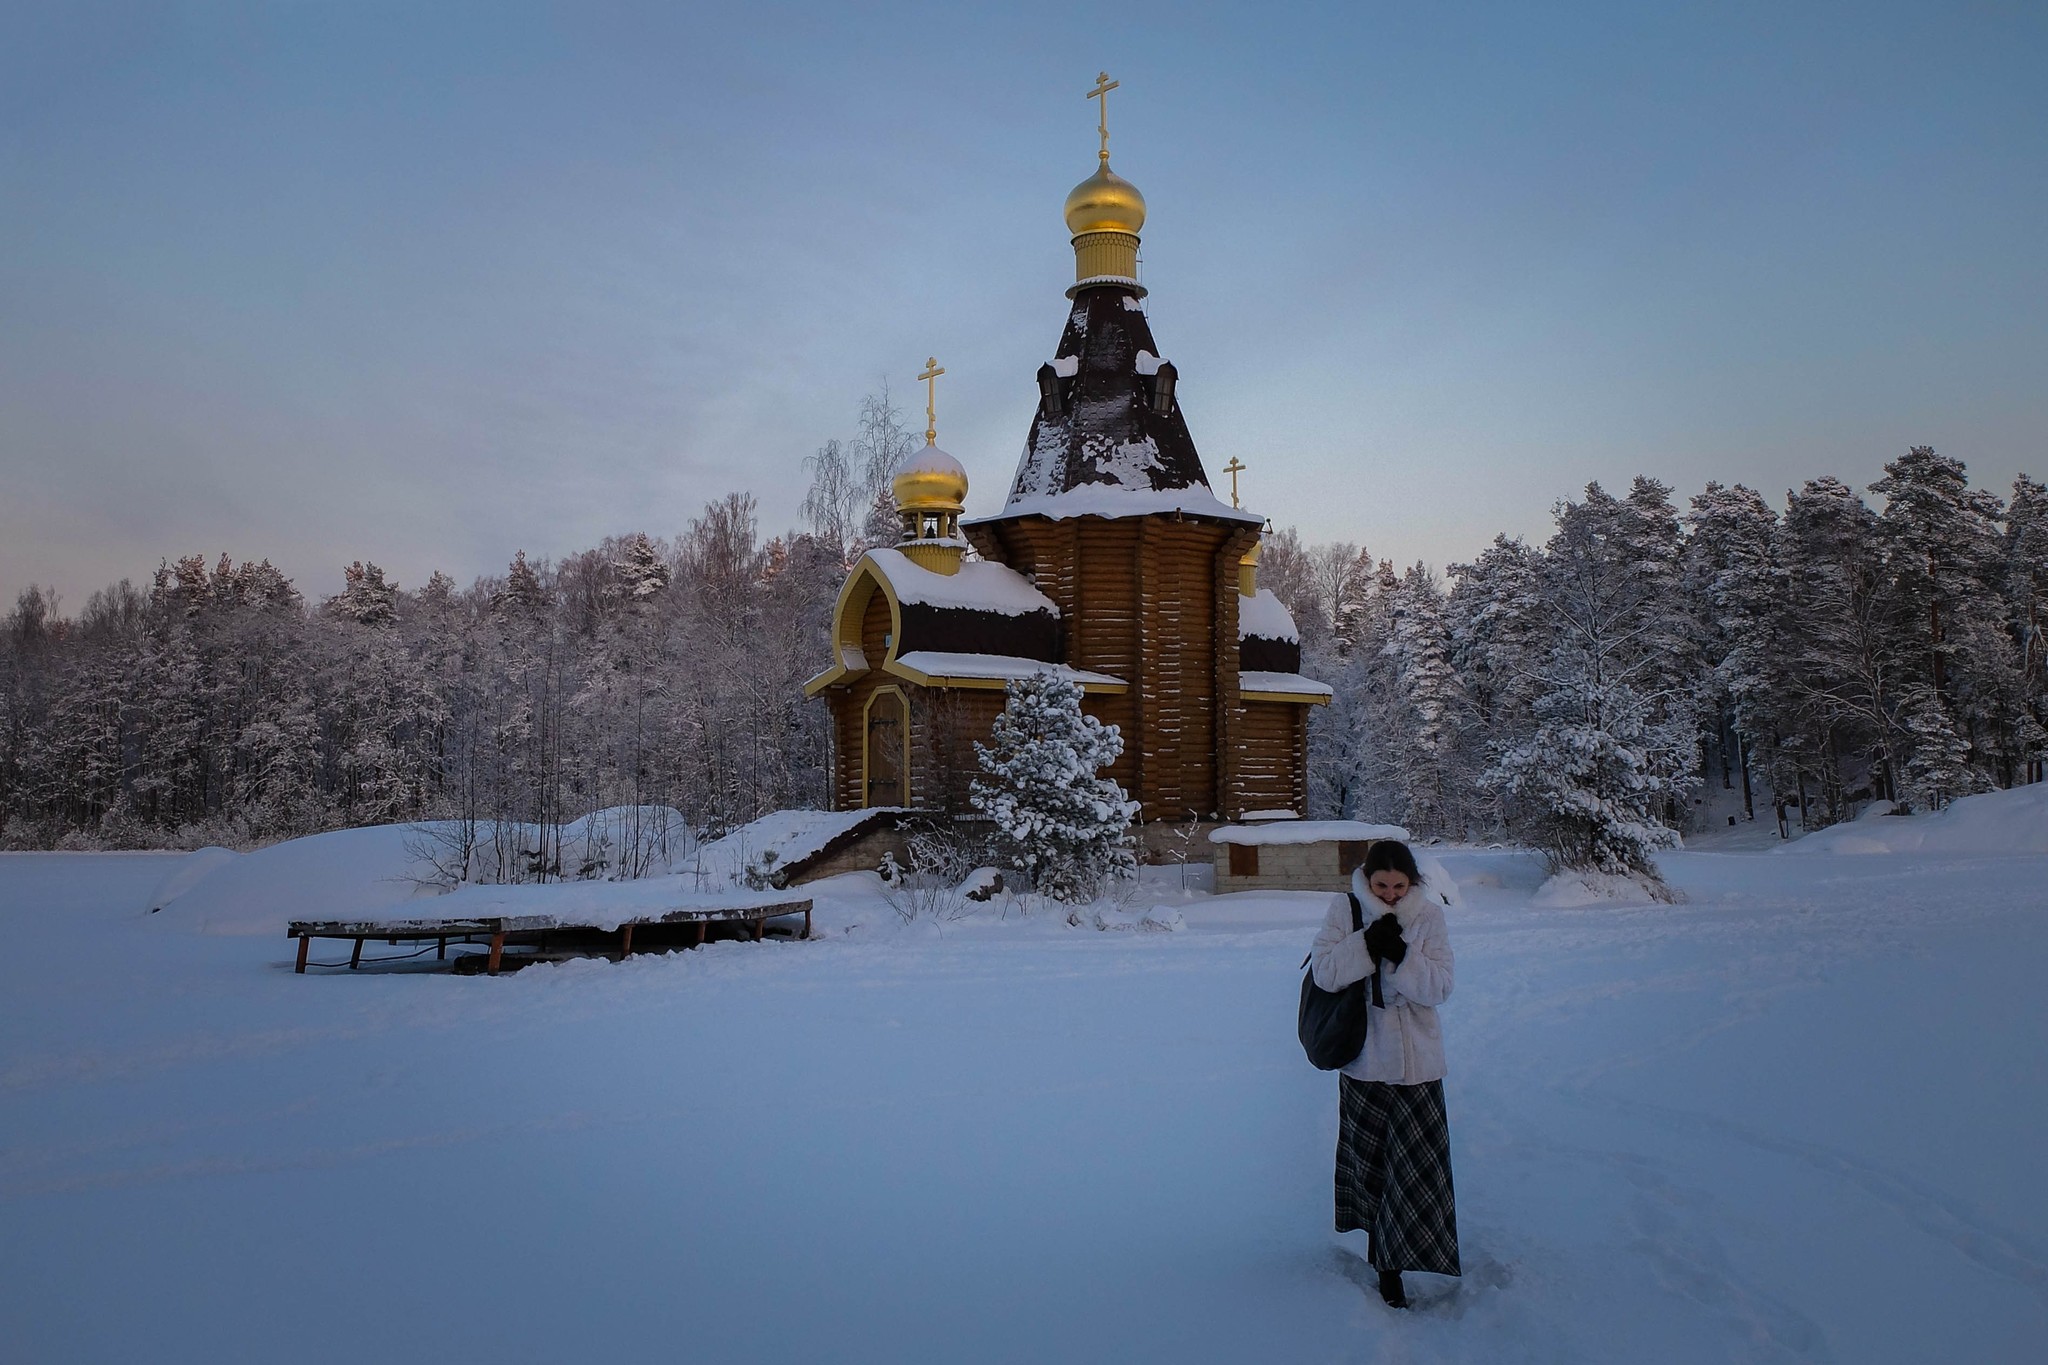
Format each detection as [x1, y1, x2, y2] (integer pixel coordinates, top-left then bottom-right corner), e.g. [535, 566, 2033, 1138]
[1335, 1076, 1461, 1276]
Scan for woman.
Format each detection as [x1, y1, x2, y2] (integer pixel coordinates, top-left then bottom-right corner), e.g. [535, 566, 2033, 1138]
[1310, 839, 1460, 1308]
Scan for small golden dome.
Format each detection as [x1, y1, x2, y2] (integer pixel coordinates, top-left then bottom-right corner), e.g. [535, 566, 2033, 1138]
[1064, 163, 1147, 237]
[893, 443, 969, 512]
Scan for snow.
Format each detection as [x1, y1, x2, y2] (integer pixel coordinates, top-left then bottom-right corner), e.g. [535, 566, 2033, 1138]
[1048, 355, 1079, 377]
[1121, 294, 1144, 311]
[976, 486, 1264, 525]
[1134, 348, 1164, 376]
[147, 845, 239, 911]
[1238, 587, 1301, 642]
[397, 877, 808, 932]
[1209, 820, 1411, 846]
[150, 808, 697, 936]
[893, 651, 1124, 688]
[1093, 435, 1166, 486]
[865, 547, 1057, 618]
[1239, 670, 1334, 698]
[1779, 782, 2048, 856]
[149, 824, 448, 935]
[6, 843, 2045, 1361]
[897, 443, 965, 481]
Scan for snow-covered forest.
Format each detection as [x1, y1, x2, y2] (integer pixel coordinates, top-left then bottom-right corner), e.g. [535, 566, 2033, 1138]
[2, 424, 2042, 856]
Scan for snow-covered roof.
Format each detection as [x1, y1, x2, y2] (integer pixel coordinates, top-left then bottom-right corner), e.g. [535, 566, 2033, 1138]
[1210, 820, 1411, 846]
[892, 652, 1125, 690]
[1000, 285, 1223, 513]
[1239, 670, 1333, 699]
[693, 807, 906, 886]
[865, 547, 1056, 617]
[970, 486, 1262, 526]
[1238, 588, 1300, 643]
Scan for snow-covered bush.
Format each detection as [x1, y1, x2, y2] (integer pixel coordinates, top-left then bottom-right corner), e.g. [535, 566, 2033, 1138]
[970, 673, 1138, 907]
[880, 821, 981, 924]
[1486, 676, 1687, 893]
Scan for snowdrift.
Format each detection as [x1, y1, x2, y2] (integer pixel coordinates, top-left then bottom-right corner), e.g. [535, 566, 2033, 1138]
[151, 806, 694, 937]
[150, 825, 447, 936]
[1782, 783, 2048, 856]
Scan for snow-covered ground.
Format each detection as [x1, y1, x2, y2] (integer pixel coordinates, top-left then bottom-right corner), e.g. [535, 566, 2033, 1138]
[4, 812, 2047, 1361]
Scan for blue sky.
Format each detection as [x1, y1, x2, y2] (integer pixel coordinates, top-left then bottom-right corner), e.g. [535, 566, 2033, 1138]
[3, 1, 2043, 605]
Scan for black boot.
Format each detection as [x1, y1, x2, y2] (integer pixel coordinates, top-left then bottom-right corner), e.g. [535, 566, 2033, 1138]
[1377, 1268, 1407, 1309]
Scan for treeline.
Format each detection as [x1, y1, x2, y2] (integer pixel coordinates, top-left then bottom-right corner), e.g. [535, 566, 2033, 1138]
[3, 437, 2042, 863]
[0, 497, 845, 851]
[1264, 447, 2046, 874]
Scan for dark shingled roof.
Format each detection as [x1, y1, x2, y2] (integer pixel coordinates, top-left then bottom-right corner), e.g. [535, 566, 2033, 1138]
[1238, 634, 1303, 675]
[897, 601, 1061, 663]
[1002, 284, 1213, 506]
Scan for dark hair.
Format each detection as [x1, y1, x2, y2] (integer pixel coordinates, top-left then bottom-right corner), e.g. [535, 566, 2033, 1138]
[1361, 839, 1423, 886]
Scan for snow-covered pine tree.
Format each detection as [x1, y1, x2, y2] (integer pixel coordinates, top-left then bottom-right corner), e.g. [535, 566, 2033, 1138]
[330, 561, 399, 626]
[1683, 482, 1786, 821]
[1871, 447, 2013, 792]
[1383, 564, 1469, 836]
[612, 533, 672, 603]
[1445, 534, 1548, 834]
[1479, 484, 1699, 890]
[970, 671, 1138, 907]
[1774, 477, 1904, 822]
[1899, 684, 1974, 810]
[2006, 475, 2048, 782]
[1618, 477, 1707, 762]
[1485, 672, 1689, 886]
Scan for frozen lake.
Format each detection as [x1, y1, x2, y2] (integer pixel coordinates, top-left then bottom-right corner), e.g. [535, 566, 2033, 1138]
[2, 844, 2045, 1363]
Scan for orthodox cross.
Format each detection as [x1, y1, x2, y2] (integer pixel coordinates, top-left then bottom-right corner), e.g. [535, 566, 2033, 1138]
[1223, 457, 1247, 508]
[918, 356, 945, 445]
[1087, 71, 1119, 165]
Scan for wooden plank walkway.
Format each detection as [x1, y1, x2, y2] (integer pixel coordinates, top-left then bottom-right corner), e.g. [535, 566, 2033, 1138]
[288, 900, 813, 975]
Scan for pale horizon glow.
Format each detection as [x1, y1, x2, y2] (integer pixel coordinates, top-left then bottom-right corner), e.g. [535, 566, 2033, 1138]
[3, 1, 2044, 607]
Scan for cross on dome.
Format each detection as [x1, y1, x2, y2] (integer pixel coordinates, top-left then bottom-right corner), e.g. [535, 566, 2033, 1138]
[918, 356, 946, 446]
[1087, 71, 1119, 167]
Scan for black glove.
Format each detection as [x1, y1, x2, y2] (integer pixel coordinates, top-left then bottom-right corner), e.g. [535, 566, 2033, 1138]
[1364, 912, 1407, 967]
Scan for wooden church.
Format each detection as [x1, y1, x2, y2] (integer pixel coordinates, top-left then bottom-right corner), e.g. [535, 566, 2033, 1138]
[805, 81, 1329, 835]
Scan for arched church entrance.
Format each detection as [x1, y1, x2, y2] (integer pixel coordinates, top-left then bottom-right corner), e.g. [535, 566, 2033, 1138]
[863, 687, 909, 807]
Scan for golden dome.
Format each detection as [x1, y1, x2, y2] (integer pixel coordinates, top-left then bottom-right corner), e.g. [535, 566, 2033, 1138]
[893, 443, 969, 512]
[1063, 163, 1147, 237]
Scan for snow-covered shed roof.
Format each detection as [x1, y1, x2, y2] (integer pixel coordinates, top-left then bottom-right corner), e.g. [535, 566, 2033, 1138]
[1209, 820, 1410, 846]
[1239, 670, 1333, 704]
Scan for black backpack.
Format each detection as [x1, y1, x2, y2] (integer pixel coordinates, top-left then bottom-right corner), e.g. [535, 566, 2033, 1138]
[1297, 892, 1382, 1070]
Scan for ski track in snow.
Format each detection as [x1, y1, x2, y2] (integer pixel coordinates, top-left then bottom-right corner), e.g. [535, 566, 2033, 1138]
[1, 845, 2045, 1362]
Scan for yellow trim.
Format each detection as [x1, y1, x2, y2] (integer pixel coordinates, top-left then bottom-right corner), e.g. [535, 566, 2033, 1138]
[804, 556, 902, 697]
[885, 658, 1128, 694]
[1242, 688, 1331, 707]
[861, 685, 912, 808]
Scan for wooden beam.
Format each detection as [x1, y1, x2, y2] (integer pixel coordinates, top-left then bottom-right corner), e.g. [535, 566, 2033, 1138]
[486, 929, 505, 976]
[295, 933, 310, 974]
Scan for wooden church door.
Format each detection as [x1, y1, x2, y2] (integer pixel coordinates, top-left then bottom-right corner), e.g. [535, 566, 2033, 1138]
[864, 689, 908, 807]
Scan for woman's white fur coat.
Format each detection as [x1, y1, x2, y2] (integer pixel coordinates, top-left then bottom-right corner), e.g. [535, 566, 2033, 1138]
[1309, 869, 1455, 1084]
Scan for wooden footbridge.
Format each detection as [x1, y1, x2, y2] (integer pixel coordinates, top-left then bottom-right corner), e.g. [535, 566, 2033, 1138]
[289, 899, 813, 975]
